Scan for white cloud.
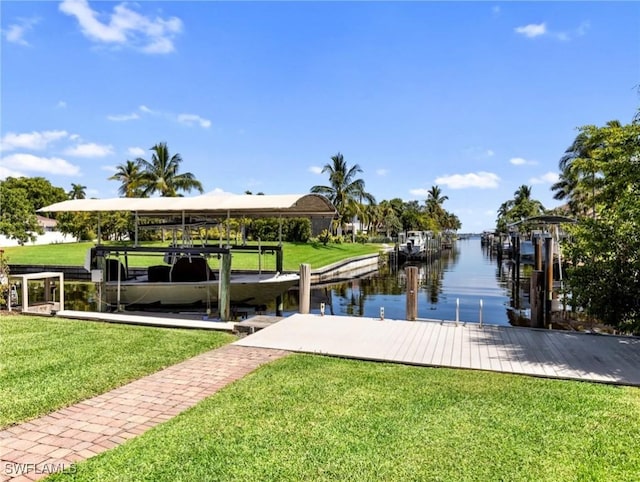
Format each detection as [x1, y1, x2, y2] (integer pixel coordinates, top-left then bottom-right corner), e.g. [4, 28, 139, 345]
[509, 157, 537, 166]
[0, 130, 69, 151]
[107, 112, 140, 121]
[127, 147, 145, 157]
[309, 166, 323, 174]
[59, 0, 182, 54]
[2, 17, 39, 46]
[492, 6, 501, 16]
[177, 114, 211, 128]
[408, 188, 429, 197]
[139, 105, 157, 114]
[484, 210, 497, 217]
[64, 142, 113, 157]
[0, 165, 26, 179]
[515, 21, 590, 41]
[0, 153, 80, 176]
[435, 172, 500, 189]
[515, 23, 547, 38]
[529, 172, 559, 184]
[376, 168, 388, 176]
[101, 165, 117, 173]
[56, 100, 67, 109]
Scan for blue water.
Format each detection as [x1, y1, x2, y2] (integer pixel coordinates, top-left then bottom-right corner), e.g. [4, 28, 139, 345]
[293, 237, 525, 326]
[60, 237, 526, 326]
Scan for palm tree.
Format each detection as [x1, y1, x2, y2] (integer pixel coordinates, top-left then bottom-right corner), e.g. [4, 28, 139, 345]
[551, 120, 622, 217]
[310, 153, 375, 234]
[108, 160, 144, 198]
[425, 185, 449, 229]
[426, 185, 448, 209]
[137, 142, 204, 197]
[68, 183, 86, 200]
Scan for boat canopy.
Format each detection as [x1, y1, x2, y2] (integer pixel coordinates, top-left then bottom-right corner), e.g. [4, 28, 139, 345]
[39, 193, 336, 219]
[507, 214, 577, 228]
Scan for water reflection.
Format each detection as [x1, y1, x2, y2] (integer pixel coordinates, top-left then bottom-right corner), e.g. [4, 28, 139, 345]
[59, 238, 531, 327]
[281, 238, 528, 326]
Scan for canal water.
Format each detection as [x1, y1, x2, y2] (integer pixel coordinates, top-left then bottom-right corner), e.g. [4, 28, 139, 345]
[280, 236, 528, 326]
[59, 237, 529, 326]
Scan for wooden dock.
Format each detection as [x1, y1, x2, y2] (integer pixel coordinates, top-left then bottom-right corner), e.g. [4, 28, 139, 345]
[235, 314, 640, 386]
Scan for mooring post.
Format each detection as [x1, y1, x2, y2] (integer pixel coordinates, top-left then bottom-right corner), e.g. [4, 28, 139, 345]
[479, 299, 483, 327]
[299, 263, 311, 314]
[544, 237, 554, 328]
[275, 247, 284, 316]
[405, 266, 418, 321]
[535, 237, 543, 271]
[530, 270, 545, 328]
[218, 252, 231, 321]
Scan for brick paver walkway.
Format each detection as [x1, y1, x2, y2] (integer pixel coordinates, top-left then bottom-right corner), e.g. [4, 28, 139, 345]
[0, 345, 289, 481]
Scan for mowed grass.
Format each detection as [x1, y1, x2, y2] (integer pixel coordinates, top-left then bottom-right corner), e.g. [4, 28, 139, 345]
[49, 355, 640, 482]
[0, 316, 235, 428]
[2, 241, 382, 271]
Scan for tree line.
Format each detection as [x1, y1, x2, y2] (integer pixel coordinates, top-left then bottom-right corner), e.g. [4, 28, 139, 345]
[0, 145, 460, 245]
[493, 117, 640, 333]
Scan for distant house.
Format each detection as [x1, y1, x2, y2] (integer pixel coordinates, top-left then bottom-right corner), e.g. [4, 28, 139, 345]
[0, 215, 77, 247]
[36, 215, 57, 232]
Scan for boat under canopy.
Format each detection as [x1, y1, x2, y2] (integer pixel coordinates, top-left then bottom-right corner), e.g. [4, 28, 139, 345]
[38, 193, 336, 319]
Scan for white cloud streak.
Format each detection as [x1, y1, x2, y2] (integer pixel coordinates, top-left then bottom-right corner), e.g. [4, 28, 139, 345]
[59, 0, 182, 54]
[177, 114, 211, 128]
[309, 166, 323, 174]
[529, 172, 559, 184]
[515, 21, 590, 41]
[2, 17, 39, 46]
[107, 112, 140, 121]
[1, 153, 80, 176]
[0, 130, 69, 151]
[434, 172, 500, 189]
[515, 23, 547, 38]
[509, 157, 537, 166]
[127, 147, 145, 157]
[64, 142, 114, 157]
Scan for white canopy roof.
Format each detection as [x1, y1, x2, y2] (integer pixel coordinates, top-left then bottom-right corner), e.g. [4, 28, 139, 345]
[39, 193, 336, 218]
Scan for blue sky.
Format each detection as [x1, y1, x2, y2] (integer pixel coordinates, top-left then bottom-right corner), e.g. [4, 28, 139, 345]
[1, 1, 638, 231]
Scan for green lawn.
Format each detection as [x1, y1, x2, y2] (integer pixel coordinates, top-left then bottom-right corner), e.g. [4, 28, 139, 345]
[2, 241, 383, 271]
[49, 355, 640, 482]
[0, 316, 235, 429]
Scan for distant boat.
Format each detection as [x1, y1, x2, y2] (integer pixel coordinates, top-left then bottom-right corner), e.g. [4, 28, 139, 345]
[397, 231, 430, 260]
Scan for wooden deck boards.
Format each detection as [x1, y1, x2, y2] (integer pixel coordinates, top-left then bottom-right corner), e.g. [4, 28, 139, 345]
[235, 314, 640, 386]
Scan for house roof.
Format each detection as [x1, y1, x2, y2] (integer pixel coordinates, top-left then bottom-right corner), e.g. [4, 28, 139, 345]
[38, 193, 337, 219]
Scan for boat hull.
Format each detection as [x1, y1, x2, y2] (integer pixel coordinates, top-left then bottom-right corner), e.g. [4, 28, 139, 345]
[104, 273, 299, 308]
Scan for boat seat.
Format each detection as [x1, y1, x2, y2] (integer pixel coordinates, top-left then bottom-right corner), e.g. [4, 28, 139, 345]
[170, 256, 215, 283]
[106, 259, 128, 282]
[148, 265, 171, 282]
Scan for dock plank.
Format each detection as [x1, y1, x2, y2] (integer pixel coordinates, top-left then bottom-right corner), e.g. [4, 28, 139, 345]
[235, 314, 640, 386]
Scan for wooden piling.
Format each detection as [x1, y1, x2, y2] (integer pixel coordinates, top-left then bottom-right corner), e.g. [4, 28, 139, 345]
[405, 266, 418, 321]
[218, 253, 231, 321]
[276, 249, 284, 316]
[299, 263, 311, 314]
[544, 237, 554, 327]
[534, 237, 543, 271]
[530, 270, 545, 328]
